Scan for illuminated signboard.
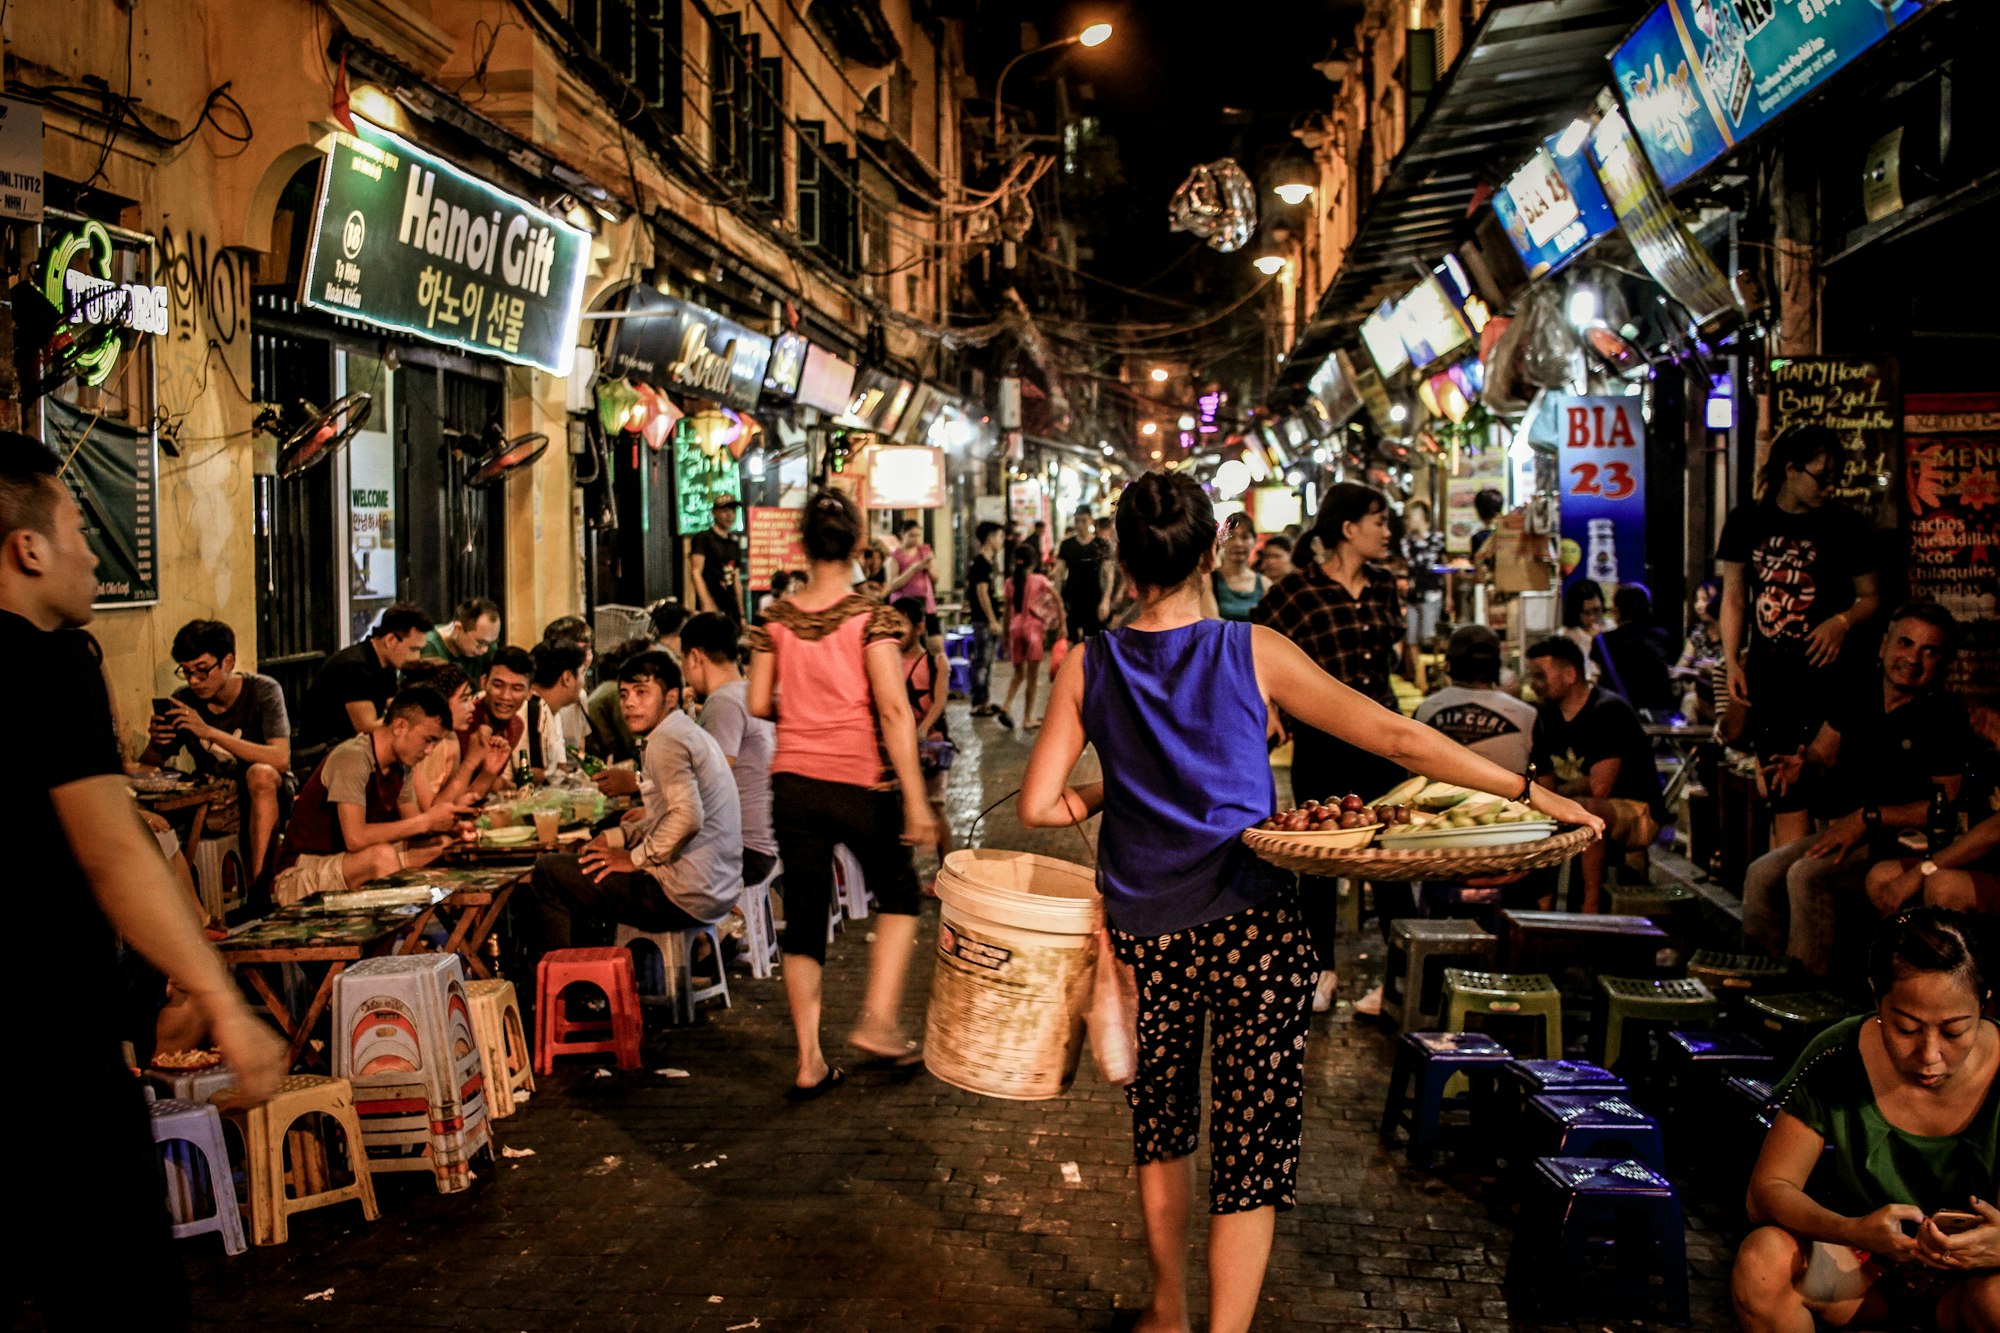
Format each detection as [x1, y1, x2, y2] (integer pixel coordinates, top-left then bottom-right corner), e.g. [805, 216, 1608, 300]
[1611, 0, 1925, 190]
[866, 445, 945, 509]
[1359, 303, 1409, 378]
[301, 118, 591, 374]
[764, 331, 807, 397]
[796, 343, 858, 415]
[1392, 276, 1471, 372]
[1492, 134, 1616, 278]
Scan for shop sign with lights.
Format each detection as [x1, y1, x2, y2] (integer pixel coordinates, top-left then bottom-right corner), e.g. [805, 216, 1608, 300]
[796, 343, 858, 415]
[840, 369, 915, 434]
[865, 444, 945, 509]
[763, 331, 808, 398]
[1492, 129, 1616, 279]
[1610, 0, 1924, 190]
[602, 285, 772, 412]
[302, 118, 591, 373]
[39, 218, 168, 387]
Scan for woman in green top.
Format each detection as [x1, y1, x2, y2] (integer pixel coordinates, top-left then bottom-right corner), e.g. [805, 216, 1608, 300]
[1733, 907, 2000, 1331]
[1207, 514, 1265, 621]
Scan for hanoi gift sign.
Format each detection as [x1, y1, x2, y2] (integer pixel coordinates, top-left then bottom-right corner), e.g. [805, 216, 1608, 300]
[1555, 395, 1646, 594]
[302, 118, 590, 374]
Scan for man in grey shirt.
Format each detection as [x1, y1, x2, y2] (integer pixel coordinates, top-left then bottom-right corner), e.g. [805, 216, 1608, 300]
[522, 650, 742, 978]
[680, 612, 778, 885]
[1412, 625, 1540, 774]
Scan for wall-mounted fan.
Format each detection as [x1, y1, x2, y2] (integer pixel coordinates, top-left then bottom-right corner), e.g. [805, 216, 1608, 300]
[8, 278, 125, 401]
[256, 392, 374, 480]
[465, 427, 550, 488]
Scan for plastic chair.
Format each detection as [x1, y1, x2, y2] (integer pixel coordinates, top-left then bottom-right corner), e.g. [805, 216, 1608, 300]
[616, 922, 732, 1024]
[1378, 1030, 1513, 1169]
[1384, 918, 1498, 1031]
[1596, 976, 1719, 1073]
[1442, 969, 1564, 1058]
[465, 979, 534, 1119]
[736, 859, 784, 979]
[833, 844, 870, 921]
[148, 1098, 245, 1256]
[1520, 1156, 1690, 1325]
[535, 947, 643, 1074]
[219, 1074, 379, 1246]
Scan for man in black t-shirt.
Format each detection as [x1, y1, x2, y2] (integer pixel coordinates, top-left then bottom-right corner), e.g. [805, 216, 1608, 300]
[690, 495, 745, 624]
[1054, 506, 1110, 642]
[1743, 601, 1967, 976]
[965, 520, 1007, 722]
[0, 434, 282, 1326]
[1716, 424, 1881, 844]
[299, 602, 430, 757]
[1527, 636, 1663, 913]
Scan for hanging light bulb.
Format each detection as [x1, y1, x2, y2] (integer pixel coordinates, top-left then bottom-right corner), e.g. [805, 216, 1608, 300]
[745, 448, 767, 480]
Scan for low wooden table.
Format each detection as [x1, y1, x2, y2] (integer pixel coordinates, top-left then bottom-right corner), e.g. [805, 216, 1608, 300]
[369, 866, 527, 981]
[135, 777, 235, 866]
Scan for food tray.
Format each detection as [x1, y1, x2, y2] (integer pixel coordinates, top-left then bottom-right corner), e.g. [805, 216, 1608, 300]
[1375, 821, 1558, 851]
[1242, 824, 1594, 880]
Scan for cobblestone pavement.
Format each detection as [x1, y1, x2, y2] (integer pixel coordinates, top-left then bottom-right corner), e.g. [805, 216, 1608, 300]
[179, 705, 1738, 1331]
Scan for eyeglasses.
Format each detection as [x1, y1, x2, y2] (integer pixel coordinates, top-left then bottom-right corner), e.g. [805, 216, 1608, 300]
[1799, 465, 1833, 487]
[174, 661, 221, 683]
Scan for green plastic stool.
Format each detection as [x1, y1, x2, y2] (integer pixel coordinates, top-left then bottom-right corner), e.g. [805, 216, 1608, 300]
[1688, 950, 1794, 998]
[1745, 991, 1856, 1058]
[1605, 882, 1696, 920]
[1443, 969, 1564, 1057]
[1598, 975, 1719, 1072]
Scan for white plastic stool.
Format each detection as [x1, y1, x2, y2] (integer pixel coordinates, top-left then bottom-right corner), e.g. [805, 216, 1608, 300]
[616, 922, 732, 1023]
[190, 831, 244, 920]
[833, 844, 870, 921]
[736, 860, 783, 979]
[148, 1098, 246, 1256]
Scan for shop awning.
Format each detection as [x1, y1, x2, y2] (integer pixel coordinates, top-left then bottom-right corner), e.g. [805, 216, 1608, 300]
[1274, 0, 1645, 397]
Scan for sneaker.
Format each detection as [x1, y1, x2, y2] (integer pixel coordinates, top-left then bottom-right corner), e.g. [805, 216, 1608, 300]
[1312, 971, 1338, 1013]
[995, 709, 1016, 729]
[1352, 984, 1383, 1018]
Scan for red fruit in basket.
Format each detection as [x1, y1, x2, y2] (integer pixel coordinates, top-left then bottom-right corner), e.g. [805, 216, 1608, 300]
[1340, 794, 1366, 813]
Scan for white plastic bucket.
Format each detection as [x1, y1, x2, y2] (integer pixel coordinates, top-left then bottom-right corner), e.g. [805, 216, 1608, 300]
[923, 849, 1101, 1101]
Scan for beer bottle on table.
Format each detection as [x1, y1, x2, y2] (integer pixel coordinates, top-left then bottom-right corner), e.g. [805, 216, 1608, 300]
[1926, 784, 1954, 854]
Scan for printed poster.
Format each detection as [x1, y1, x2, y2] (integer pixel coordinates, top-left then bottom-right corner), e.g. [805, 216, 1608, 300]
[1554, 395, 1647, 595]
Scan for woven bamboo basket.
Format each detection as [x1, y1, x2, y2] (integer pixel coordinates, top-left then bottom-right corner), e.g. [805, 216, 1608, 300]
[1241, 824, 1595, 881]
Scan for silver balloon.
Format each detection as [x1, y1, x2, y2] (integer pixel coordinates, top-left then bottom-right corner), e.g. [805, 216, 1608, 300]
[1168, 158, 1259, 253]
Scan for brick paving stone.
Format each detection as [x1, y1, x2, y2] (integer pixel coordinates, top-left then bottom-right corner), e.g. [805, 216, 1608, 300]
[146, 705, 1737, 1331]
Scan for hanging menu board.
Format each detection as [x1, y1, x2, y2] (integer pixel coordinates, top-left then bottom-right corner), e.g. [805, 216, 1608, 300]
[45, 396, 158, 607]
[1767, 356, 1900, 530]
[746, 505, 806, 594]
[1903, 393, 1999, 703]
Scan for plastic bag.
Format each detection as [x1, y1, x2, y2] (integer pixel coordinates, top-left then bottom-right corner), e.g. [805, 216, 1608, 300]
[1084, 929, 1138, 1086]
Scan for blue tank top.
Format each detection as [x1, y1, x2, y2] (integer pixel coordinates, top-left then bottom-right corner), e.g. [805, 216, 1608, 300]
[1081, 619, 1284, 935]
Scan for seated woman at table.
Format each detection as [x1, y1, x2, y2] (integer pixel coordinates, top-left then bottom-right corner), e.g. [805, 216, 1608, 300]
[401, 660, 512, 811]
[270, 688, 474, 905]
[1732, 906, 1999, 1333]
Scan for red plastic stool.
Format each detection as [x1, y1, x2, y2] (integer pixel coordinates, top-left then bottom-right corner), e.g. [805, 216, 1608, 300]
[535, 947, 643, 1075]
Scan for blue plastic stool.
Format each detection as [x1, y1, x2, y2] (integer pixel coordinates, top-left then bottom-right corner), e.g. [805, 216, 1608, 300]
[1528, 1092, 1668, 1171]
[1660, 1029, 1776, 1123]
[1379, 1030, 1513, 1169]
[1504, 1059, 1626, 1097]
[1524, 1156, 1690, 1325]
[148, 1098, 246, 1256]
[948, 657, 972, 697]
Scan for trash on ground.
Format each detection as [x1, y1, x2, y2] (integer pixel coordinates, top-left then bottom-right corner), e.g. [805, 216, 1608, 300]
[499, 1145, 536, 1159]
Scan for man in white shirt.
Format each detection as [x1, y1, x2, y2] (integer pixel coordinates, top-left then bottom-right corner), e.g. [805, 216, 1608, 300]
[516, 641, 585, 780]
[1412, 625, 1540, 774]
[680, 612, 778, 885]
[520, 651, 742, 979]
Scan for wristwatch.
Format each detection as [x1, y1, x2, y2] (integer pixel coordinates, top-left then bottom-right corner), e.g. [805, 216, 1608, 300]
[1919, 860, 1939, 878]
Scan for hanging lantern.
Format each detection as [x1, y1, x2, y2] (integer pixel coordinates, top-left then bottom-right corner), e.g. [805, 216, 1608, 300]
[596, 379, 641, 436]
[633, 383, 680, 450]
[686, 406, 743, 460]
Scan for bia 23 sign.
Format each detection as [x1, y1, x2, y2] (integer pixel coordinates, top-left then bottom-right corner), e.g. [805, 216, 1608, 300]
[1556, 395, 1647, 592]
[302, 118, 590, 374]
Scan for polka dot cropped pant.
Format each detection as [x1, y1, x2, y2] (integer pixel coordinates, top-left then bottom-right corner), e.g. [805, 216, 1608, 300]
[1109, 887, 1315, 1214]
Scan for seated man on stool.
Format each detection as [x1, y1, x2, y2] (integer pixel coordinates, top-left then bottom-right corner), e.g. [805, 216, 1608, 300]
[1527, 635, 1665, 913]
[271, 687, 472, 904]
[1743, 600, 1968, 976]
[521, 650, 741, 982]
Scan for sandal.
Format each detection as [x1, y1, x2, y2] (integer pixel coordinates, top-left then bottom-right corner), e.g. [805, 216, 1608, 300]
[785, 1066, 846, 1102]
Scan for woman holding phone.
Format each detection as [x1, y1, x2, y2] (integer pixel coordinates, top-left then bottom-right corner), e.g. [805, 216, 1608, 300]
[1733, 907, 1999, 1332]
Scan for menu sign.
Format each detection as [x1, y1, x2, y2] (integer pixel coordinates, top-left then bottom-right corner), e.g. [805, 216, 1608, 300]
[603, 287, 773, 412]
[302, 119, 591, 374]
[746, 505, 807, 592]
[1768, 356, 1899, 529]
[1493, 136, 1616, 279]
[1612, 0, 1924, 191]
[45, 396, 157, 607]
[1586, 103, 1737, 330]
[1903, 393, 1999, 701]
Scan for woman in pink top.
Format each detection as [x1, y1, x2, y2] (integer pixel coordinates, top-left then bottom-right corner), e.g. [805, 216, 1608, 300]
[1002, 541, 1063, 730]
[749, 491, 938, 1099]
[885, 521, 940, 641]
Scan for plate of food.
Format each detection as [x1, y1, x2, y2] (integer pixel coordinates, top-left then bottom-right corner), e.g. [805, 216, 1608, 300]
[1376, 820, 1559, 849]
[478, 825, 538, 849]
[152, 1048, 224, 1071]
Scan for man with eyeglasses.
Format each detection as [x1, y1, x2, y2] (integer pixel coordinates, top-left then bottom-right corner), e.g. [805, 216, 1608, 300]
[1717, 423, 1881, 846]
[420, 595, 502, 689]
[140, 619, 291, 886]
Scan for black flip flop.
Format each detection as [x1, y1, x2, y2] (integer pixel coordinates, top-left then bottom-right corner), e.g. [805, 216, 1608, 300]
[785, 1066, 846, 1102]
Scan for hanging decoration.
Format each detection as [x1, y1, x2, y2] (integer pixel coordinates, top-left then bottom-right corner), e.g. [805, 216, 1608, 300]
[1167, 159, 1258, 253]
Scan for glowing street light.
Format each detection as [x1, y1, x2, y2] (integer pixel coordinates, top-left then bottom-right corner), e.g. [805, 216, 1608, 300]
[1078, 22, 1114, 47]
[1273, 182, 1313, 206]
[1149, 367, 1169, 382]
[1252, 254, 1287, 276]
[1140, 421, 1159, 436]
[995, 24, 1115, 145]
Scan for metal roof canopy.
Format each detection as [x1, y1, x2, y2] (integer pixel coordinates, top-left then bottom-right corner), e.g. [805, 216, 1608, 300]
[1276, 0, 1644, 396]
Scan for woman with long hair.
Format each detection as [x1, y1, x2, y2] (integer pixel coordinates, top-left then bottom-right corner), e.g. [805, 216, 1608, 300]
[1022, 471, 1600, 1333]
[1251, 481, 1407, 1015]
[748, 491, 938, 1098]
[1001, 541, 1062, 730]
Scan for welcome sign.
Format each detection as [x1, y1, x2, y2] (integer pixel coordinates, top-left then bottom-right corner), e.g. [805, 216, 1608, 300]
[302, 118, 591, 374]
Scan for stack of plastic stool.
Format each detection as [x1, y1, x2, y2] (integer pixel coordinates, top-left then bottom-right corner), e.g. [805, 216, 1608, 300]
[535, 946, 643, 1074]
[833, 844, 870, 921]
[1659, 1029, 1775, 1127]
[465, 979, 534, 1118]
[1379, 1030, 1513, 1169]
[144, 1060, 236, 1104]
[1527, 1092, 1668, 1171]
[332, 953, 492, 1193]
[616, 922, 732, 1024]
[736, 859, 783, 978]
[1442, 969, 1564, 1057]
[1597, 975, 1719, 1074]
[1518, 1156, 1690, 1325]
[220, 1074, 380, 1245]
[1744, 991, 1855, 1064]
[1496, 1059, 1625, 1158]
[1687, 950, 1794, 1018]
[1384, 918, 1498, 1031]
[148, 1098, 245, 1256]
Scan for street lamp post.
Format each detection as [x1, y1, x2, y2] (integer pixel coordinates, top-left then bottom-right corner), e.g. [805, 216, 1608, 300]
[992, 24, 1112, 153]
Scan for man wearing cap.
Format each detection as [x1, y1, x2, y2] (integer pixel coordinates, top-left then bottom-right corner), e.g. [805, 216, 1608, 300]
[690, 496, 745, 625]
[1413, 625, 1540, 774]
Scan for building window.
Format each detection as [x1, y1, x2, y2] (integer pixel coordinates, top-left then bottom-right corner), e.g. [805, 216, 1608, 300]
[797, 120, 856, 273]
[711, 15, 754, 184]
[751, 56, 785, 211]
[571, 0, 682, 134]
